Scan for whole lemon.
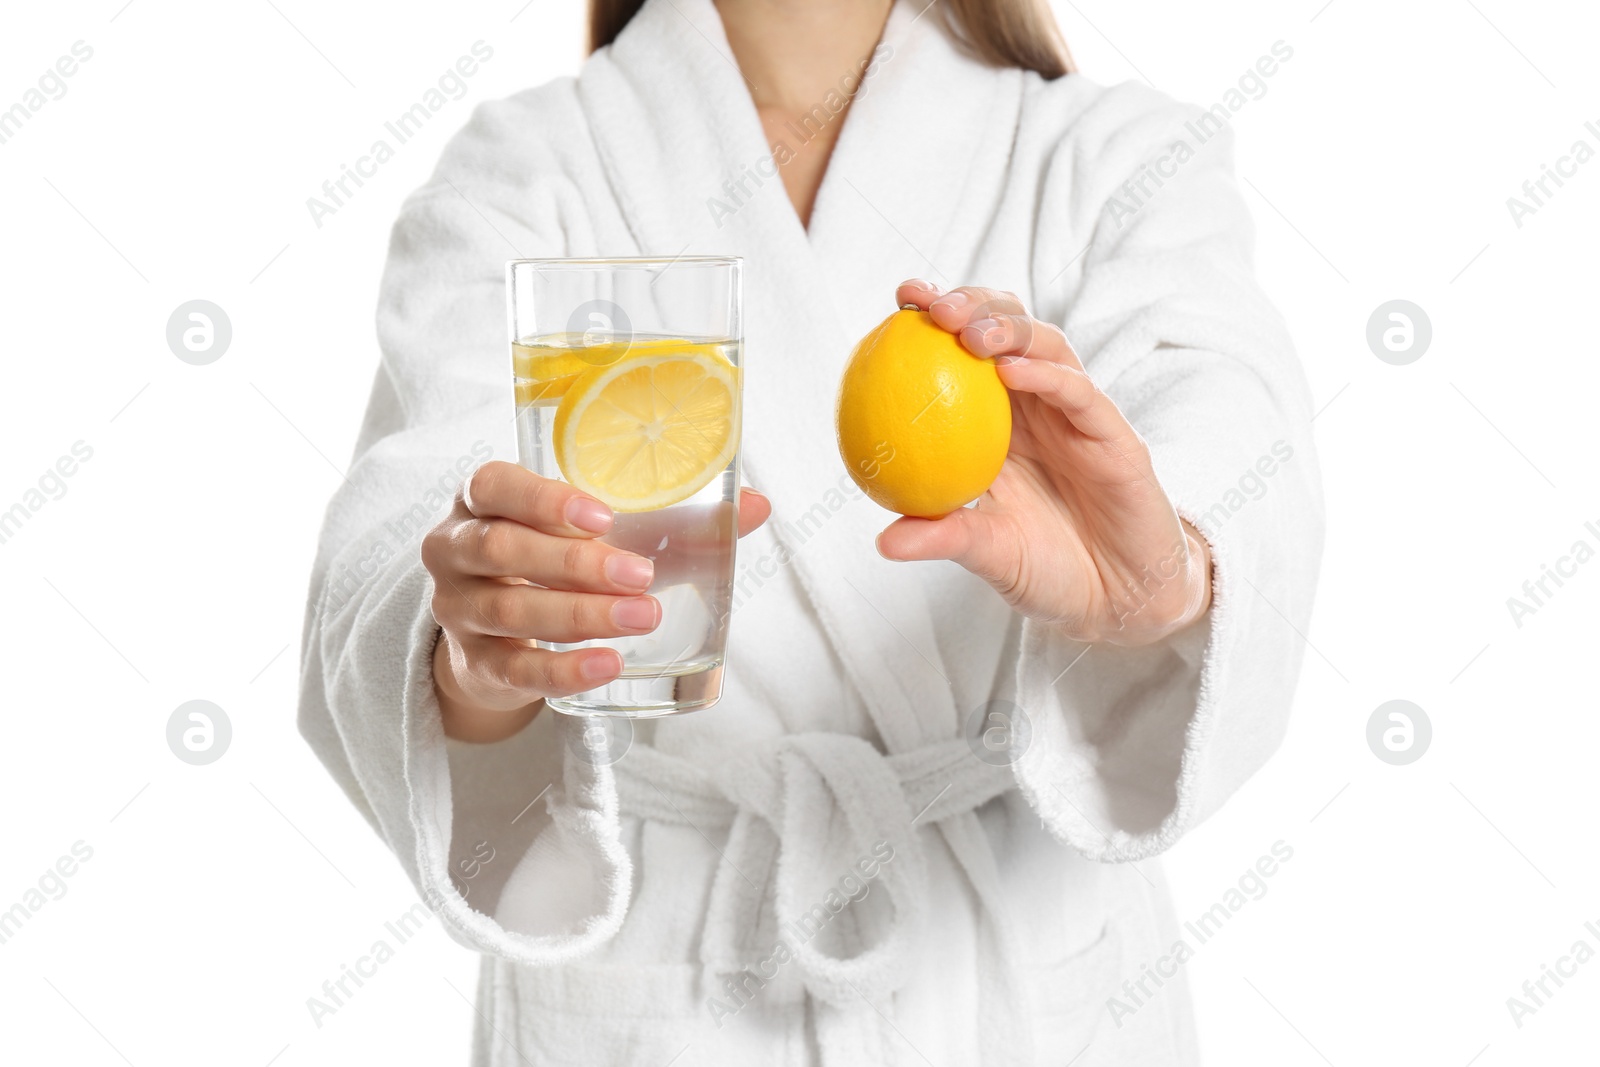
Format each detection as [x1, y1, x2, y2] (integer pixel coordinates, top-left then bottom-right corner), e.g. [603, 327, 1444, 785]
[836, 308, 1012, 519]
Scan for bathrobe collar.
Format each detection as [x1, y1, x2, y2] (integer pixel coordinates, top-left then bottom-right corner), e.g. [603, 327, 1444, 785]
[580, 0, 1008, 264]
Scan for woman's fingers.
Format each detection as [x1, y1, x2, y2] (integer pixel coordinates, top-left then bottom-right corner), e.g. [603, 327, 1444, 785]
[993, 355, 1141, 445]
[460, 635, 625, 699]
[876, 512, 967, 563]
[434, 577, 660, 643]
[933, 308, 1128, 443]
[956, 311, 1083, 369]
[929, 286, 1027, 332]
[895, 278, 942, 309]
[432, 517, 654, 593]
[738, 487, 772, 538]
[876, 507, 1015, 586]
[887, 279, 1143, 466]
[462, 461, 615, 537]
[895, 281, 1027, 328]
[896, 281, 1082, 366]
[890, 279, 1111, 443]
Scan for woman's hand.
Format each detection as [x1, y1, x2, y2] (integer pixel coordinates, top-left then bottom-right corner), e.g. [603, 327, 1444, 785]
[423, 461, 771, 742]
[879, 281, 1212, 647]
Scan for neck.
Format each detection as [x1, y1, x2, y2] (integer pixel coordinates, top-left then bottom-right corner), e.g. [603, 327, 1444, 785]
[714, 0, 893, 110]
[713, 0, 894, 227]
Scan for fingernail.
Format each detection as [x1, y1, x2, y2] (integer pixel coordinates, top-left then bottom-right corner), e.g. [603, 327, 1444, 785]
[934, 291, 970, 310]
[580, 650, 621, 682]
[605, 553, 655, 591]
[962, 318, 1005, 349]
[909, 278, 938, 291]
[612, 597, 659, 631]
[567, 497, 613, 533]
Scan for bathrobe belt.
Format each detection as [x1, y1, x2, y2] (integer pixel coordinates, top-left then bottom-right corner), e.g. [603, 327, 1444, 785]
[614, 734, 1034, 1063]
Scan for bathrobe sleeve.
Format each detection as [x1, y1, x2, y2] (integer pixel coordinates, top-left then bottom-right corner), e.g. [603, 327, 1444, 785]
[1012, 82, 1326, 860]
[297, 87, 635, 964]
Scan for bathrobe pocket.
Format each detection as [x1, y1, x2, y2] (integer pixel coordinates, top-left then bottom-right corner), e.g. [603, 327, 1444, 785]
[1023, 922, 1124, 1063]
[506, 962, 698, 1065]
[504, 961, 798, 1066]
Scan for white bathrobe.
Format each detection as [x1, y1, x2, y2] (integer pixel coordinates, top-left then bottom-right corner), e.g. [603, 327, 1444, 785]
[298, 0, 1324, 1063]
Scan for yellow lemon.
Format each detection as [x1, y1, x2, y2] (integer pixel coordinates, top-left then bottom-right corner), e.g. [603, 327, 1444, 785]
[552, 342, 740, 512]
[836, 309, 1011, 519]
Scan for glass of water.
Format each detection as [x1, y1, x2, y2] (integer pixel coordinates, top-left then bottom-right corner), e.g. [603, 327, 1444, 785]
[506, 257, 743, 717]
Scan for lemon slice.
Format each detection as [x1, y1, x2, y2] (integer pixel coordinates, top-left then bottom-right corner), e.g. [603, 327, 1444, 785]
[552, 345, 739, 512]
[514, 339, 625, 406]
[514, 338, 706, 406]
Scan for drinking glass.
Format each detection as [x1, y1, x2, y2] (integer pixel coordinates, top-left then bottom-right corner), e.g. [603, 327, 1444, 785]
[506, 257, 742, 716]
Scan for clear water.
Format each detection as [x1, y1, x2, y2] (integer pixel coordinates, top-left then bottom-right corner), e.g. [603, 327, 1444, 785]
[513, 334, 740, 716]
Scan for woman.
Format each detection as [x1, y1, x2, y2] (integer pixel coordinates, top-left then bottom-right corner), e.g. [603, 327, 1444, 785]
[298, 0, 1323, 1062]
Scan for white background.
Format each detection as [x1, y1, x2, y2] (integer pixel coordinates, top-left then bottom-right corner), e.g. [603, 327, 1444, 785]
[0, 1, 1595, 1064]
